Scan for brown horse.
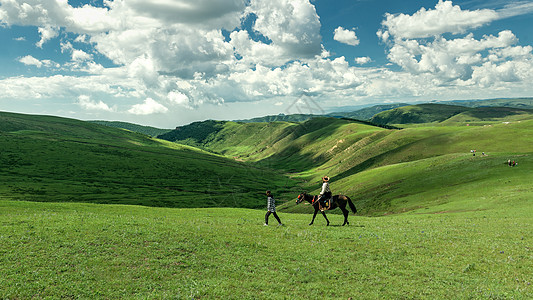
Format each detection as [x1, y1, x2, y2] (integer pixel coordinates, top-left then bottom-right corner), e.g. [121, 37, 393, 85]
[296, 192, 357, 226]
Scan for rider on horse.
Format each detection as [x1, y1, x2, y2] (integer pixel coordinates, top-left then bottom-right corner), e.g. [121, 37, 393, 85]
[317, 176, 332, 211]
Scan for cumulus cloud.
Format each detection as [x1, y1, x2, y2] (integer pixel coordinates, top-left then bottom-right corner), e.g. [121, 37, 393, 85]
[167, 91, 191, 108]
[355, 56, 372, 65]
[378, 1, 533, 88]
[128, 98, 168, 115]
[1, 0, 533, 126]
[36, 25, 59, 48]
[123, 0, 246, 29]
[387, 31, 519, 78]
[245, 0, 322, 60]
[77, 95, 113, 111]
[19, 55, 45, 68]
[333, 27, 359, 46]
[18, 55, 57, 68]
[379, 0, 498, 41]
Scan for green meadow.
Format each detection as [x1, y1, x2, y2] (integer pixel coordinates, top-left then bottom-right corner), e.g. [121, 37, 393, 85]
[1, 200, 531, 299]
[0, 112, 299, 208]
[1, 106, 533, 298]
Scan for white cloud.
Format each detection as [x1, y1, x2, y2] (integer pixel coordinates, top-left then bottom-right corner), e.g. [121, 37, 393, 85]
[77, 95, 113, 111]
[128, 98, 168, 115]
[167, 91, 191, 108]
[71, 49, 93, 62]
[386, 28, 528, 82]
[2, 0, 533, 127]
[333, 27, 359, 46]
[123, 0, 246, 29]
[497, 1, 533, 19]
[376, 0, 533, 89]
[380, 0, 498, 40]
[355, 56, 372, 65]
[0, 74, 139, 100]
[74, 34, 88, 43]
[246, 0, 322, 61]
[19, 55, 45, 68]
[36, 25, 59, 48]
[18, 55, 56, 68]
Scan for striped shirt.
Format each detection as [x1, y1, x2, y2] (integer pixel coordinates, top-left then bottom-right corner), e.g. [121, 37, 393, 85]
[320, 182, 331, 195]
[267, 196, 276, 212]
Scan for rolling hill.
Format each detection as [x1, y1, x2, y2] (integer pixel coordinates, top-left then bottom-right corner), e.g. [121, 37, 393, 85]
[370, 103, 533, 125]
[437, 97, 533, 109]
[0, 111, 299, 208]
[2, 105, 532, 216]
[328, 103, 410, 120]
[2, 104, 532, 299]
[89, 120, 172, 137]
[158, 111, 533, 216]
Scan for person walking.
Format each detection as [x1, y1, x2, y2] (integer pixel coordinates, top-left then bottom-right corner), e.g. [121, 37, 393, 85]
[264, 190, 282, 226]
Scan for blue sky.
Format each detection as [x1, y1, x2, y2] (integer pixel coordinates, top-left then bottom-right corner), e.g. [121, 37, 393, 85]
[1, 0, 533, 127]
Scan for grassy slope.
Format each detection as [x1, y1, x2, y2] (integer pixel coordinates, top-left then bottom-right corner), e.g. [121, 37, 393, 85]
[158, 115, 533, 217]
[441, 97, 533, 109]
[282, 119, 533, 214]
[1, 200, 531, 298]
[89, 120, 172, 137]
[370, 103, 471, 125]
[0, 112, 299, 209]
[370, 103, 533, 126]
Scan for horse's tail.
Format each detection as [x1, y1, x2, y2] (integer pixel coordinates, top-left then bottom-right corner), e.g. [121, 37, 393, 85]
[346, 195, 357, 214]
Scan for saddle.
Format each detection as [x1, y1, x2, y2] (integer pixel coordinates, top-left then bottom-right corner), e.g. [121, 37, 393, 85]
[313, 195, 331, 211]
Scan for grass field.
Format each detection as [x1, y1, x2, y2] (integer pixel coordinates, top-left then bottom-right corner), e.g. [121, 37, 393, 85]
[1, 200, 531, 299]
[2, 110, 533, 298]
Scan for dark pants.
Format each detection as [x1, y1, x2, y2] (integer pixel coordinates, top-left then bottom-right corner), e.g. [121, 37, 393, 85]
[265, 211, 281, 225]
[318, 192, 332, 206]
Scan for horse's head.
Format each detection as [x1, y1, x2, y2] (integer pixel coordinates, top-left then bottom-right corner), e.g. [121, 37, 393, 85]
[296, 192, 308, 204]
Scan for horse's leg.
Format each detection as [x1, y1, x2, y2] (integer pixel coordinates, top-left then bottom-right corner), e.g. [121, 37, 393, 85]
[340, 206, 349, 226]
[309, 207, 319, 225]
[321, 211, 330, 226]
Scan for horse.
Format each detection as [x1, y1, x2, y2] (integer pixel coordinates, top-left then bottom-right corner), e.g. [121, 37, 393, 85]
[296, 192, 357, 226]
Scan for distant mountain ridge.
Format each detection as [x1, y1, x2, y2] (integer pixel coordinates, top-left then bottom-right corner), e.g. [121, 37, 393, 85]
[433, 97, 533, 109]
[89, 120, 172, 137]
[90, 98, 533, 135]
[370, 103, 533, 125]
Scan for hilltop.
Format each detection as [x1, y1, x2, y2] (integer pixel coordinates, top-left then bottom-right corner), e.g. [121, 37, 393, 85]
[89, 120, 172, 137]
[370, 103, 533, 125]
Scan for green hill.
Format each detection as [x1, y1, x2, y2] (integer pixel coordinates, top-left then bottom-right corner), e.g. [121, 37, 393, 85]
[0, 112, 299, 208]
[158, 114, 533, 216]
[234, 113, 317, 123]
[369, 103, 471, 125]
[329, 103, 410, 120]
[89, 120, 172, 137]
[441, 106, 533, 125]
[438, 97, 533, 109]
[370, 103, 533, 125]
[2, 108, 532, 299]
[2, 109, 532, 217]
[158, 117, 391, 170]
